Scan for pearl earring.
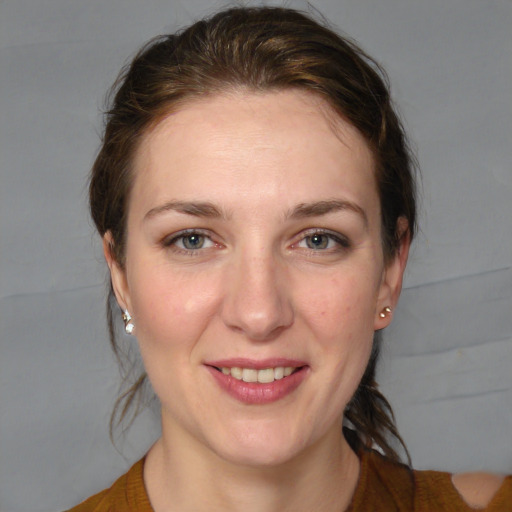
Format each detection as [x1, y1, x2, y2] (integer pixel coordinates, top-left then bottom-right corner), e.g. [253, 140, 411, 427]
[122, 310, 135, 335]
[379, 306, 392, 319]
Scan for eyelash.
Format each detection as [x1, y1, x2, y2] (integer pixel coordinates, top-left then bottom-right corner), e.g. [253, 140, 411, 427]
[162, 228, 350, 256]
[294, 229, 350, 253]
[162, 229, 217, 255]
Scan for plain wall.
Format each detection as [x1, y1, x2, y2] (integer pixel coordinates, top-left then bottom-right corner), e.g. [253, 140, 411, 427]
[1, 0, 511, 510]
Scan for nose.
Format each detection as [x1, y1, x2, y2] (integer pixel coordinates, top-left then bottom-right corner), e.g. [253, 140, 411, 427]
[221, 249, 294, 341]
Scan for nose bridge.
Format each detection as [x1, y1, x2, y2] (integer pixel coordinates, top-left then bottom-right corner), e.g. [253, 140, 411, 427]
[222, 243, 293, 340]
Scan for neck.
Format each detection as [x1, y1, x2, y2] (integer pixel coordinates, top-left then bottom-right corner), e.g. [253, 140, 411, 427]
[144, 418, 360, 512]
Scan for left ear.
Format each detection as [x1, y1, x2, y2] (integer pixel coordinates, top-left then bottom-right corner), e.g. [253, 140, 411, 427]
[374, 217, 411, 330]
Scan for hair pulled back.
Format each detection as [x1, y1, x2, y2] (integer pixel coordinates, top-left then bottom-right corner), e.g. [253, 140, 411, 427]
[90, 6, 416, 462]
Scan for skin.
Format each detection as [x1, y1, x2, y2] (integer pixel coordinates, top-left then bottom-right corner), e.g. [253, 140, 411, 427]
[451, 473, 506, 509]
[105, 90, 410, 511]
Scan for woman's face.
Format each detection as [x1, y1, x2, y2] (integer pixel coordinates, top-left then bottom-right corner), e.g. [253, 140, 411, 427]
[108, 90, 406, 466]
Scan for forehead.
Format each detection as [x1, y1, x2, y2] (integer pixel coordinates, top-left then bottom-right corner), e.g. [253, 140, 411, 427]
[138, 89, 372, 158]
[131, 90, 378, 220]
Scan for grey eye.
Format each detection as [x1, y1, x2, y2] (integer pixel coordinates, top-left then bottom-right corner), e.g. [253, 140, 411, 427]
[180, 234, 206, 249]
[305, 234, 330, 249]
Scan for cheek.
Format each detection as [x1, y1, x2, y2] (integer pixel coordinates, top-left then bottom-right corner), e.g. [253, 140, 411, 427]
[128, 264, 222, 350]
[295, 272, 377, 433]
[126, 266, 225, 406]
[299, 273, 378, 340]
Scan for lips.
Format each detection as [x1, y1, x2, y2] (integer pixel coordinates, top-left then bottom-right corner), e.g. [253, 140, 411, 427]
[205, 359, 308, 404]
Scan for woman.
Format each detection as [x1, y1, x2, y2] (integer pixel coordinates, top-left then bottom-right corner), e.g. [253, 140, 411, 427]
[69, 6, 510, 511]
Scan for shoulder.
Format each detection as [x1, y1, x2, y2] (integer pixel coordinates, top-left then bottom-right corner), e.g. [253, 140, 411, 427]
[64, 458, 152, 512]
[64, 490, 109, 512]
[451, 472, 508, 509]
[360, 448, 512, 511]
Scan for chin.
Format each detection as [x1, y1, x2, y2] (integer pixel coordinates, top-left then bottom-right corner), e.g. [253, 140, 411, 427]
[208, 421, 312, 468]
[219, 442, 302, 468]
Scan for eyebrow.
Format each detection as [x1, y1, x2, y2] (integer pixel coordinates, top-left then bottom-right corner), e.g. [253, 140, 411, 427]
[286, 199, 368, 228]
[144, 200, 228, 221]
[144, 198, 367, 227]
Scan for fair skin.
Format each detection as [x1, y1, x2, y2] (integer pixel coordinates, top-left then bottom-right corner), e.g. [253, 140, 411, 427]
[452, 473, 506, 509]
[105, 89, 408, 511]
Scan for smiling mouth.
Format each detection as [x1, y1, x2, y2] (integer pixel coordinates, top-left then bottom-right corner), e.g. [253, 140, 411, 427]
[214, 366, 302, 383]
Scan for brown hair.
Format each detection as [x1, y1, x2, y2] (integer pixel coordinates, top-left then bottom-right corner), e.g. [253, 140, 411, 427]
[90, 6, 416, 462]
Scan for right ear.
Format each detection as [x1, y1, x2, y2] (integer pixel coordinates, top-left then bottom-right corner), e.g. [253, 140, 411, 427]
[103, 231, 132, 313]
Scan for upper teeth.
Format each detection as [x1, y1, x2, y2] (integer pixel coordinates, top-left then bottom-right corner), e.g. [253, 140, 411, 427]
[221, 366, 295, 383]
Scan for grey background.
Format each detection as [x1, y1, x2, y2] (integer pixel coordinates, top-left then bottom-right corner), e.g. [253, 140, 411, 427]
[1, 0, 511, 511]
